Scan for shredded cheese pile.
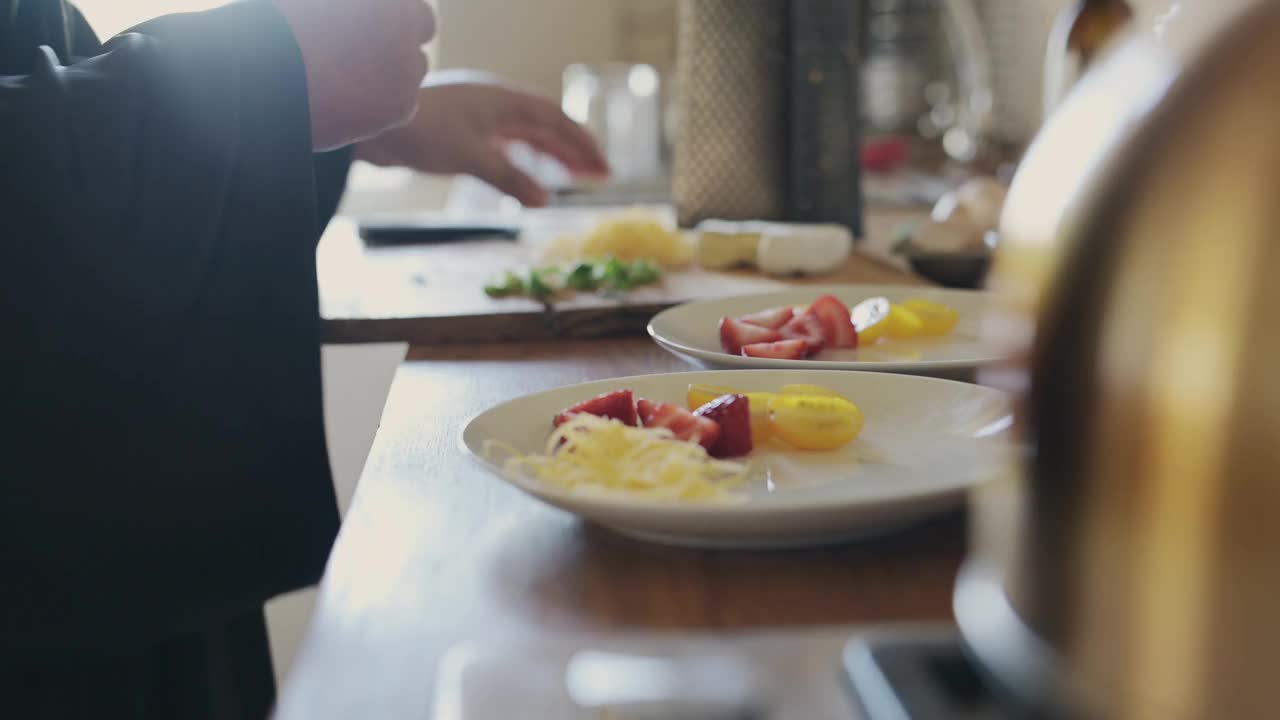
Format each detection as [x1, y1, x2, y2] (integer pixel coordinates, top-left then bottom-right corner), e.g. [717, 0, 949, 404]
[542, 213, 694, 268]
[486, 415, 750, 503]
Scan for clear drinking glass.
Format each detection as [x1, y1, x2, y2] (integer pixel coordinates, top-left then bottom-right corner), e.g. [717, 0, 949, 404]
[561, 63, 666, 188]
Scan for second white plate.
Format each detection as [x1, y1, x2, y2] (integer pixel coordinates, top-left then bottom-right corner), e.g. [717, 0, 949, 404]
[461, 369, 1012, 548]
[647, 285, 1005, 376]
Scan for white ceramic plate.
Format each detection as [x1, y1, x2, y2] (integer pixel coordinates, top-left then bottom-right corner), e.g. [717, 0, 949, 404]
[460, 370, 1011, 548]
[647, 285, 1005, 376]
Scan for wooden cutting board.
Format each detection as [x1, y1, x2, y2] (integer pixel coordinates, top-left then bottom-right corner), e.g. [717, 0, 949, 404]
[318, 214, 927, 344]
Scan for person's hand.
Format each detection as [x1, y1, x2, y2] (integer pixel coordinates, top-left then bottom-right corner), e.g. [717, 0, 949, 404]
[355, 71, 609, 207]
[272, 0, 436, 151]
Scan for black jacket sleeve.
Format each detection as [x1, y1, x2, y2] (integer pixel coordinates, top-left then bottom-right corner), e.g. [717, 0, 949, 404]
[1, 1, 342, 669]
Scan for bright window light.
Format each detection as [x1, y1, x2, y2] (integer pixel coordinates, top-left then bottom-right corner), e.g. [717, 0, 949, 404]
[75, 1, 225, 38]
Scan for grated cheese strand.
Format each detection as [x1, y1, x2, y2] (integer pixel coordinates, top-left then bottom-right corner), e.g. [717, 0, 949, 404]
[485, 415, 750, 503]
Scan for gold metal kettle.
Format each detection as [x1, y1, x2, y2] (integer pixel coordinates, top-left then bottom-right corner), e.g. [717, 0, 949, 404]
[956, 1, 1280, 717]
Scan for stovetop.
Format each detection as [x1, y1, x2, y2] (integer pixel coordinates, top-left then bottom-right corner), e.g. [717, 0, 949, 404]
[843, 627, 1040, 720]
[423, 625, 1059, 719]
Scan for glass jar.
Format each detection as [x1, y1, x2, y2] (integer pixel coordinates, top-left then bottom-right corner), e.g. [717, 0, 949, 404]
[1042, 0, 1135, 118]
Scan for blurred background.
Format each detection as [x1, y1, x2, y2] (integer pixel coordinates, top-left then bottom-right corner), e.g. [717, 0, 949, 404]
[77, 0, 1174, 217]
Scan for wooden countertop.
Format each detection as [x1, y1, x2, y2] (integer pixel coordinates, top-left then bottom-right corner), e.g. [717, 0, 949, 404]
[275, 338, 966, 719]
[317, 207, 927, 344]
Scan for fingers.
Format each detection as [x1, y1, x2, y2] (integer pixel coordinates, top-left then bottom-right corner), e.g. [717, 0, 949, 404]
[469, 145, 551, 207]
[511, 96, 610, 177]
[504, 126, 598, 177]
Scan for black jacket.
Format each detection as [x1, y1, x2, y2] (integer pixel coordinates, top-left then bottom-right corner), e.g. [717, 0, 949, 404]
[1, 0, 347, 670]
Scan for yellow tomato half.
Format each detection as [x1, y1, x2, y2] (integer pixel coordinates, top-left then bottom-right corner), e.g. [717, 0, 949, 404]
[883, 304, 925, 339]
[686, 384, 743, 410]
[767, 394, 864, 451]
[859, 319, 888, 344]
[901, 298, 960, 336]
[744, 392, 777, 444]
[779, 384, 847, 400]
[687, 384, 775, 444]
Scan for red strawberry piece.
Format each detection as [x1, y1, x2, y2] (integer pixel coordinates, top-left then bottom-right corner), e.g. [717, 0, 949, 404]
[693, 394, 753, 458]
[807, 294, 858, 349]
[740, 339, 809, 360]
[737, 306, 795, 330]
[778, 313, 827, 356]
[553, 389, 638, 428]
[861, 135, 909, 174]
[719, 316, 783, 355]
[636, 398, 721, 451]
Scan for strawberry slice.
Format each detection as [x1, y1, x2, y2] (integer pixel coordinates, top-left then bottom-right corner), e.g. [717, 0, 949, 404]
[778, 313, 827, 356]
[740, 339, 808, 360]
[861, 135, 910, 174]
[719, 316, 783, 355]
[737, 306, 795, 330]
[693, 394, 753, 458]
[636, 398, 721, 450]
[553, 389, 638, 427]
[808, 294, 858, 349]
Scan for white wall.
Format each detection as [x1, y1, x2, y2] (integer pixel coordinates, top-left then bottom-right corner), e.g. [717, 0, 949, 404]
[434, 0, 621, 97]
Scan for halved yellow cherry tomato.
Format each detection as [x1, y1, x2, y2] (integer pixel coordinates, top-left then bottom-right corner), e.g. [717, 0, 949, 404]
[687, 384, 775, 444]
[850, 296, 890, 344]
[860, 320, 887, 344]
[686, 383, 744, 410]
[744, 392, 777, 445]
[767, 394, 864, 450]
[883, 304, 925, 339]
[901, 298, 960, 336]
[901, 298, 947, 313]
[780, 384, 847, 400]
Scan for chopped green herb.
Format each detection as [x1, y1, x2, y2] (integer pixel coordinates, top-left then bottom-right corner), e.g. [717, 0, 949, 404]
[628, 258, 661, 285]
[598, 257, 631, 291]
[483, 270, 523, 298]
[564, 262, 598, 291]
[485, 257, 663, 299]
[525, 270, 555, 300]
